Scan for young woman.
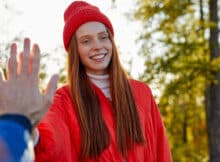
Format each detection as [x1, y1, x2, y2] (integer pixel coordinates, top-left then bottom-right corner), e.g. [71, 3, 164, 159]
[34, 1, 172, 161]
[0, 1, 172, 162]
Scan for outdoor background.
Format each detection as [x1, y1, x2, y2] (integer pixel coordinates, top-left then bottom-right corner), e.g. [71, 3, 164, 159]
[1, 0, 220, 162]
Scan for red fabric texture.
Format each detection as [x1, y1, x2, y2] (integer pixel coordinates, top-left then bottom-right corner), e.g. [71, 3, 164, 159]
[34, 80, 172, 162]
[63, 1, 114, 51]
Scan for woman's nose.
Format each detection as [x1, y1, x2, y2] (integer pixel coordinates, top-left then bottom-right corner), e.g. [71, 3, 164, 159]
[92, 39, 102, 50]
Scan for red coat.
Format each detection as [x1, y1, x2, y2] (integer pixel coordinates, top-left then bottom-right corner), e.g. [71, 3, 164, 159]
[35, 80, 172, 162]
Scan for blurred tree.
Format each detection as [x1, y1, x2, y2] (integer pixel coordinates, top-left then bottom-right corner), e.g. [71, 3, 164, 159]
[0, 1, 66, 87]
[0, 0, 23, 78]
[134, 0, 220, 161]
[206, 0, 220, 161]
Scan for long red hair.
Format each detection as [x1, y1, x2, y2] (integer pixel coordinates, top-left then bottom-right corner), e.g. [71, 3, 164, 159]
[67, 29, 145, 161]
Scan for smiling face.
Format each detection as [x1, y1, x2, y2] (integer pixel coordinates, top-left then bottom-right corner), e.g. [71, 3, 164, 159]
[76, 22, 113, 75]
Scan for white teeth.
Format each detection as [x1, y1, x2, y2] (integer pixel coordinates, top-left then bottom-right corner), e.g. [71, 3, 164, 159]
[90, 54, 105, 60]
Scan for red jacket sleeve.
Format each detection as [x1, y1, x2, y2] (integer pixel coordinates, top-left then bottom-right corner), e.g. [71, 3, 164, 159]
[34, 88, 78, 162]
[149, 91, 173, 162]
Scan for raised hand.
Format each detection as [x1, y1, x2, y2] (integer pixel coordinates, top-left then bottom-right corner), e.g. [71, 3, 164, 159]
[0, 38, 58, 126]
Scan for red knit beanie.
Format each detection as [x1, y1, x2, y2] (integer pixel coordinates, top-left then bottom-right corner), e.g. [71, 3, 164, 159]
[63, 1, 114, 51]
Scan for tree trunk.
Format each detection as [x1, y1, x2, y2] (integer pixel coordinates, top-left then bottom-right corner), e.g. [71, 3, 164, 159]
[206, 0, 220, 161]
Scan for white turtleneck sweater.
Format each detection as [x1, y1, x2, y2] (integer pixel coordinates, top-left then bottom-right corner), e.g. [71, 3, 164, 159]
[87, 73, 111, 100]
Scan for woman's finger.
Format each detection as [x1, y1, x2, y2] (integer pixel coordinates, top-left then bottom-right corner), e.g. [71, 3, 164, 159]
[17, 52, 23, 75]
[0, 68, 4, 83]
[29, 44, 40, 85]
[7, 43, 18, 80]
[20, 38, 31, 76]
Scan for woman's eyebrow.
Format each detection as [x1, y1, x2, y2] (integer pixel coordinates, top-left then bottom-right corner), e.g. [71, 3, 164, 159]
[98, 31, 108, 35]
[78, 31, 108, 40]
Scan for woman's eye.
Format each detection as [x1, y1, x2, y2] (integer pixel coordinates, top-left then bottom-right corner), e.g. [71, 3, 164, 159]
[81, 39, 90, 44]
[100, 35, 109, 40]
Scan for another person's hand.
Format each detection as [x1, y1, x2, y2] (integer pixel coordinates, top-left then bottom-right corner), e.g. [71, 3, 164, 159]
[0, 38, 58, 126]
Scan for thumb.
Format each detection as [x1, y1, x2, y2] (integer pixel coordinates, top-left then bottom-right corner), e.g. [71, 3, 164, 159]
[44, 74, 59, 103]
